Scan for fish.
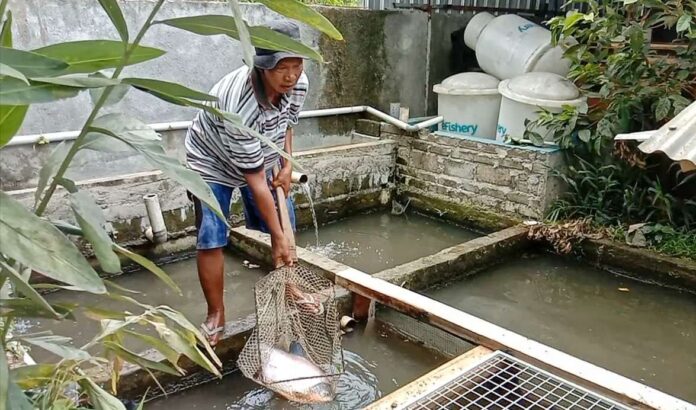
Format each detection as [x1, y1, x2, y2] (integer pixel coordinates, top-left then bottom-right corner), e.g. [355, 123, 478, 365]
[260, 345, 335, 404]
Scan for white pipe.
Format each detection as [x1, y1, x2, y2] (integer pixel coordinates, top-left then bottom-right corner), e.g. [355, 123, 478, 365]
[291, 171, 308, 184]
[143, 193, 167, 244]
[8, 106, 444, 147]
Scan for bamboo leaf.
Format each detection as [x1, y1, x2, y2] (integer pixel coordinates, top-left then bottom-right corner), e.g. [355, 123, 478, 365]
[102, 341, 180, 376]
[83, 306, 128, 321]
[0, 259, 60, 319]
[0, 299, 77, 319]
[122, 330, 182, 369]
[70, 191, 121, 274]
[218, 110, 302, 171]
[22, 335, 91, 360]
[157, 306, 220, 366]
[159, 15, 323, 62]
[0, 63, 28, 84]
[112, 244, 180, 295]
[0, 191, 106, 294]
[50, 219, 84, 236]
[35, 141, 70, 208]
[89, 72, 130, 107]
[31, 75, 121, 88]
[10, 364, 56, 390]
[80, 378, 127, 410]
[97, 0, 129, 43]
[256, 0, 343, 40]
[103, 279, 140, 295]
[0, 10, 12, 48]
[152, 322, 221, 377]
[7, 382, 32, 410]
[34, 40, 165, 74]
[84, 114, 228, 224]
[228, 0, 254, 70]
[0, 105, 28, 148]
[0, 47, 68, 77]
[0, 78, 80, 105]
[123, 78, 216, 101]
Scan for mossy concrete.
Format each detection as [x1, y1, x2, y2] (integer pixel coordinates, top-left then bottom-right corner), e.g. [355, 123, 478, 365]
[374, 226, 530, 291]
[579, 238, 696, 293]
[401, 191, 519, 233]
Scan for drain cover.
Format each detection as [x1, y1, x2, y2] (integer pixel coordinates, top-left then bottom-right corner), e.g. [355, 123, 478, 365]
[404, 352, 631, 410]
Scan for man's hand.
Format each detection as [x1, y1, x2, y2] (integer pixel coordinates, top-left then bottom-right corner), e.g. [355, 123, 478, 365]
[271, 232, 293, 268]
[271, 165, 292, 196]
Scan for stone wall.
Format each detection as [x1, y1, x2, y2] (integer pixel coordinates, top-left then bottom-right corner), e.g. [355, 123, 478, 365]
[6, 138, 396, 244]
[357, 120, 564, 227]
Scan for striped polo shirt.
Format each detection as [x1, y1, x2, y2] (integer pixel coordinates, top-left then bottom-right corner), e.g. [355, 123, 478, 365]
[185, 65, 308, 188]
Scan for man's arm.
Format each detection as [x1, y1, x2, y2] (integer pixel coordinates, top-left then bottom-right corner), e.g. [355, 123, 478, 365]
[273, 127, 293, 195]
[243, 169, 292, 267]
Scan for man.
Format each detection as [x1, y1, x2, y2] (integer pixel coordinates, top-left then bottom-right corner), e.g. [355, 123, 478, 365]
[185, 19, 308, 346]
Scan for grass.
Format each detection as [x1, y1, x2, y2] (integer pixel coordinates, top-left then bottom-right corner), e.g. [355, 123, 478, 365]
[609, 224, 696, 261]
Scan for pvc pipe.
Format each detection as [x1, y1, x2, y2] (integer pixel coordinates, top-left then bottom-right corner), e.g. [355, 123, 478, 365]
[143, 193, 167, 244]
[340, 315, 357, 332]
[291, 171, 308, 184]
[8, 106, 444, 147]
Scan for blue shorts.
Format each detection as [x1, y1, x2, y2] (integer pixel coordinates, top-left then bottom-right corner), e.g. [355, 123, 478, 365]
[191, 179, 296, 250]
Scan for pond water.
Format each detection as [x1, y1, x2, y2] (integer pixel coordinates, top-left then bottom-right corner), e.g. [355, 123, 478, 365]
[423, 253, 696, 402]
[145, 319, 449, 409]
[296, 211, 479, 273]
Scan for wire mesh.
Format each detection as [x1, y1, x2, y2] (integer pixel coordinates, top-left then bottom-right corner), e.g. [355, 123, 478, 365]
[237, 264, 343, 404]
[404, 352, 632, 410]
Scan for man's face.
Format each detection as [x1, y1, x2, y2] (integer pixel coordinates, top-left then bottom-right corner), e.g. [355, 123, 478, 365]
[263, 57, 303, 94]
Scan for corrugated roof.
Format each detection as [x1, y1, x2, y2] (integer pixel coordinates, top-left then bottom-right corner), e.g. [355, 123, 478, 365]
[638, 101, 696, 172]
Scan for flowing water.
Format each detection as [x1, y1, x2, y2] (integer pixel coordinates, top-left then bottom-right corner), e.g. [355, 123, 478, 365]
[300, 182, 320, 247]
[145, 319, 449, 409]
[18, 254, 267, 362]
[296, 211, 479, 273]
[423, 253, 696, 402]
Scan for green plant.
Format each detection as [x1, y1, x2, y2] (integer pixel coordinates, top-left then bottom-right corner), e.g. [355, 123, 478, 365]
[0, 1, 342, 409]
[521, 0, 696, 238]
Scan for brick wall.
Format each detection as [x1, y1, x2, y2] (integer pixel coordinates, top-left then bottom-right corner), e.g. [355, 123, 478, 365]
[357, 119, 564, 225]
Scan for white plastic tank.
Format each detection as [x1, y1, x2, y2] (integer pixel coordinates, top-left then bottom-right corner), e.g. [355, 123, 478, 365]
[433, 72, 501, 140]
[465, 12, 571, 80]
[496, 72, 586, 142]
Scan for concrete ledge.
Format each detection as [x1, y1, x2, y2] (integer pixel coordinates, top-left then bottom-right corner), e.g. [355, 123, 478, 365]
[374, 225, 530, 291]
[580, 238, 696, 293]
[400, 189, 519, 232]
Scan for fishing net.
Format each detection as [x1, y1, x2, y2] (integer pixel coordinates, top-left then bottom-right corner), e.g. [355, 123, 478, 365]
[237, 264, 344, 404]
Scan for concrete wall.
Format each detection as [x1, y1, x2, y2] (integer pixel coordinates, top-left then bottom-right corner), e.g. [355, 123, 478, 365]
[426, 12, 472, 116]
[357, 120, 564, 224]
[8, 0, 429, 135]
[6, 138, 396, 243]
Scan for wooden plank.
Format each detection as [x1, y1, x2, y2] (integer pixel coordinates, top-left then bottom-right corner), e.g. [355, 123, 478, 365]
[335, 266, 695, 410]
[366, 346, 494, 410]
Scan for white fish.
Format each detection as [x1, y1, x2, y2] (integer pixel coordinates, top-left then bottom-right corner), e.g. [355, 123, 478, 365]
[260, 346, 335, 404]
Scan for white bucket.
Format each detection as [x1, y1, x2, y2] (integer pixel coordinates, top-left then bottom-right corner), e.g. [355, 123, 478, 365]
[434, 72, 501, 140]
[465, 12, 571, 80]
[496, 72, 586, 143]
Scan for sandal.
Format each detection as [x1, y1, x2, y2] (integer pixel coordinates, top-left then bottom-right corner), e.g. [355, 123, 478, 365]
[200, 322, 225, 347]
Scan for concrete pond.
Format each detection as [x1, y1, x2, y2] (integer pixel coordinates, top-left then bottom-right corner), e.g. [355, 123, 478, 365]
[17, 209, 696, 408]
[8, 112, 695, 409]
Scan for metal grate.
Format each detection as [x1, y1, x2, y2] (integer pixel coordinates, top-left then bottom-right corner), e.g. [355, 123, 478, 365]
[404, 352, 632, 410]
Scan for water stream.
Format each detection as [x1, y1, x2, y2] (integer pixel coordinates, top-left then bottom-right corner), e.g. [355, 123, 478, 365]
[300, 182, 320, 247]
